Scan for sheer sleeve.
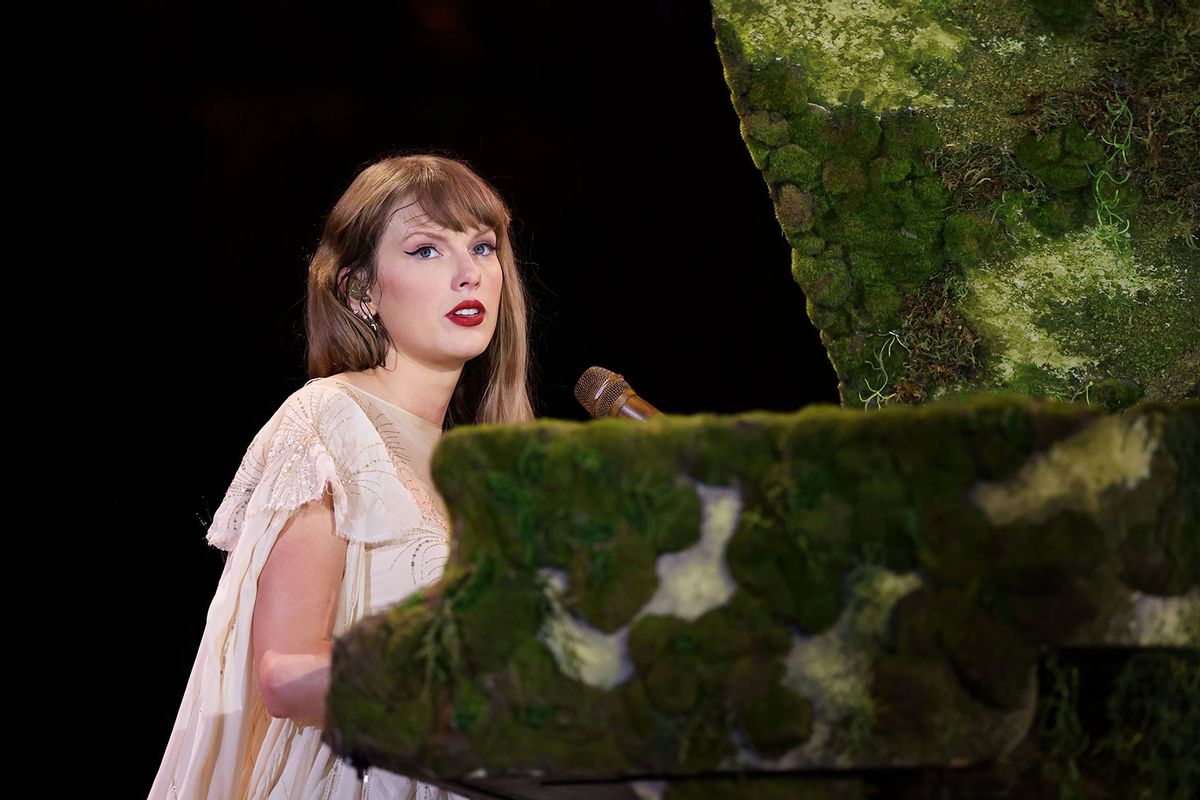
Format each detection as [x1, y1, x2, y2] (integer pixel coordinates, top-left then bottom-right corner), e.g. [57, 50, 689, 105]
[205, 381, 424, 552]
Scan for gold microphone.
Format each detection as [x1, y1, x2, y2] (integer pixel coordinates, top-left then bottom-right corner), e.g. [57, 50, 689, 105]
[574, 366, 662, 420]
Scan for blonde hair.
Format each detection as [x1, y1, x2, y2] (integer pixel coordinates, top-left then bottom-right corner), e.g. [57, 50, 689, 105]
[305, 151, 536, 429]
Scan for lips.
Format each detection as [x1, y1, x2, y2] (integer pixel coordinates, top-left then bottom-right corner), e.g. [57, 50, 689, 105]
[446, 299, 486, 327]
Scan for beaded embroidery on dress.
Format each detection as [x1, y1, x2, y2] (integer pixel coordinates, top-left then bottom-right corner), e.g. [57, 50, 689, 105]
[148, 377, 468, 799]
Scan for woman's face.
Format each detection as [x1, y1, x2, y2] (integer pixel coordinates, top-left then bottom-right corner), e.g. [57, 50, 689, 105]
[370, 200, 503, 370]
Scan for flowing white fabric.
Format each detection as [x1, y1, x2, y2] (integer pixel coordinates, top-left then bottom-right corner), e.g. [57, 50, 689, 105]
[148, 376, 467, 800]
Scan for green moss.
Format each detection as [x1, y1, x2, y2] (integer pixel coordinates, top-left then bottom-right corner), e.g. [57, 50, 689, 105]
[881, 108, 943, 161]
[568, 521, 658, 633]
[1015, 123, 1107, 191]
[621, 611, 751, 768]
[678, 696, 738, 771]
[821, 154, 867, 194]
[943, 211, 1000, 267]
[1027, 197, 1090, 237]
[646, 656, 703, 716]
[712, 14, 753, 103]
[870, 654, 965, 756]
[745, 58, 809, 116]
[911, 54, 964, 85]
[797, 254, 853, 308]
[911, 174, 949, 206]
[826, 101, 883, 159]
[968, 402, 1034, 480]
[1033, 650, 1089, 795]
[786, 102, 834, 158]
[693, 590, 792, 661]
[862, 284, 902, 321]
[727, 452, 863, 633]
[454, 566, 546, 672]
[805, 296, 840, 332]
[716, 0, 1200, 416]
[850, 476, 916, 565]
[641, 479, 704, 554]
[1103, 651, 1200, 798]
[628, 614, 692, 669]
[767, 144, 822, 188]
[451, 679, 488, 735]
[869, 155, 910, 186]
[746, 138, 771, 171]
[1090, 378, 1143, 411]
[958, 224, 1197, 396]
[449, 552, 495, 613]
[790, 251, 817, 284]
[915, 498, 995, 584]
[994, 507, 1106, 593]
[729, 518, 848, 632]
[746, 96, 957, 404]
[775, 184, 819, 237]
[1008, 573, 1102, 645]
[888, 585, 940, 659]
[794, 234, 826, 256]
[935, 589, 1040, 710]
[1119, 508, 1200, 597]
[507, 635, 590, 709]
[728, 655, 814, 756]
[1030, 0, 1096, 33]
[830, 206, 894, 254]
[743, 109, 790, 147]
[711, 0, 965, 111]
[334, 401, 1198, 776]
[460, 635, 629, 774]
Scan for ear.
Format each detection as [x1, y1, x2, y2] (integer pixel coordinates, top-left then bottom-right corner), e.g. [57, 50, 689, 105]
[337, 266, 375, 318]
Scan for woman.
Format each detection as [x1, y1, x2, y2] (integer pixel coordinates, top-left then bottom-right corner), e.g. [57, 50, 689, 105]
[149, 152, 537, 799]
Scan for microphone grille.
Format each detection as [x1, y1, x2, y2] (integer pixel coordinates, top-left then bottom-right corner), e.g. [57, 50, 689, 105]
[574, 366, 630, 418]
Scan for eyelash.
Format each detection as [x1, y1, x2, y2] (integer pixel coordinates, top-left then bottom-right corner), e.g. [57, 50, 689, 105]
[404, 242, 496, 259]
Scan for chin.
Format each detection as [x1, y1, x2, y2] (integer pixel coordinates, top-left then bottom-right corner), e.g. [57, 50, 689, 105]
[452, 343, 490, 360]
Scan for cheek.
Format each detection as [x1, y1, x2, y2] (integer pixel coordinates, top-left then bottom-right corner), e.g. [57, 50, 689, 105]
[381, 273, 432, 311]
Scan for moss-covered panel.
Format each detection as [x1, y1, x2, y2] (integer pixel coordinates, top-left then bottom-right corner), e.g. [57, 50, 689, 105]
[325, 397, 1198, 788]
[712, 0, 1199, 410]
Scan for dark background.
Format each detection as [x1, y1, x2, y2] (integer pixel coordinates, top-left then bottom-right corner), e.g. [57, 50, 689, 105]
[58, 0, 838, 792]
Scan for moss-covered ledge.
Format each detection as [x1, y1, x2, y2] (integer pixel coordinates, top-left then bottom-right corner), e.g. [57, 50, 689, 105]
[711, 0, 1199, 411]
[322, 396, 1198, 796]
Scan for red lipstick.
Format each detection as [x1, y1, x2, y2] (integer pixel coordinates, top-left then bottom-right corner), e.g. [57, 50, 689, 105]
[447, 299, 486, 327]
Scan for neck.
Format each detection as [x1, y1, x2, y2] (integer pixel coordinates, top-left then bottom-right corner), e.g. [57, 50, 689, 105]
[363, 349, 462, 428]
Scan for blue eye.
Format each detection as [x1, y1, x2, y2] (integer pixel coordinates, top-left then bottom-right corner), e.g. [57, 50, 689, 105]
[409, 245, 437, 259]
[404, 241, 496, 259]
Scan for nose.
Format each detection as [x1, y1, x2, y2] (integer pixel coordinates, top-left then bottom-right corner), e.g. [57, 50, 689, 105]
[456, 248, 482, 288]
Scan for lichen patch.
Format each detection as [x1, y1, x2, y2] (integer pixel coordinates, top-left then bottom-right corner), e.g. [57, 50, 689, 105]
[970, 413, 1160, 526]
[712, 0, 966, 109]
[640, 482, 741, 621]
[959, 225, 1181, 383]
[766, 564, 922, 767]
[537, 566, 634, 690]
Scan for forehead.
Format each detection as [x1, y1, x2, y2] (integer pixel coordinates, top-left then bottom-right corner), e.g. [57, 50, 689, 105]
[387, 201, 490, 237]
[392, 201, 433, 228]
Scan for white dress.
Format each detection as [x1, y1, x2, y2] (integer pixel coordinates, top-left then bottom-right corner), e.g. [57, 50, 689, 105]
[148, 375, 470, 799]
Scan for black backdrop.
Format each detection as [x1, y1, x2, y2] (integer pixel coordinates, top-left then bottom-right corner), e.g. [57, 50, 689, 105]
[59, 1, 839, 792]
